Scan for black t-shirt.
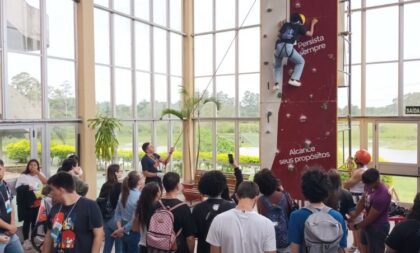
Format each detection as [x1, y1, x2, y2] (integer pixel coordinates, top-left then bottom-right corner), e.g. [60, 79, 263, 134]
[0, 182, 12, 233]
[192, 198, 235, 253]
[47, 197, 103, 253]
[278, 22, 307, 44]
[152, 198, 196, 253]
[141, 154, 161, 184]
[337, 189, 356, 218]
[98, 182, 122, 210]
[386, 219, 420, 253]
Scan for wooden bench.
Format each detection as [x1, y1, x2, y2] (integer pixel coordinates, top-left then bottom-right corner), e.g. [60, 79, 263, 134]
[182, 169, 249, 205]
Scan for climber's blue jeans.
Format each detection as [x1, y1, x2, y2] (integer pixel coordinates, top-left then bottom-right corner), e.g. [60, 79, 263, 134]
[273, 42, 305, 86]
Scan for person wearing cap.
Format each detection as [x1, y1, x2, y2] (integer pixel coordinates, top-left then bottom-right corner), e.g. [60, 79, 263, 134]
[344, 149, 371, 253]
[273, 13, 318, 97]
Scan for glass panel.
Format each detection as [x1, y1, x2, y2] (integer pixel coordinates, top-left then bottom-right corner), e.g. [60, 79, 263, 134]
[170, 33, 182, 76]
[94, 0, 109, 7]
[49, 125, 76, 175]
[171, 121, 183, 176]
[239, 28, 260, 73]
[156, 122, 168, 154]
[7, 0, 41, 53]
[216, 75, 235, 117]
[389, 176, 417, 203]
[154, 74, 168, 118]
[115, 68, 132, 118]
[0, 129, 30, 181]
[366, 7, 398, 62]
[368, 123, 374, 156]
[352, 65, 361, 116]
[153, 28, 167, 74]
[94, 9, 110, 64]
[196, 121, 213, 170]
[46, 0, 75, 59]
[216, 121, 235, 171]
[194, 35, 213, 76]
[135, 0, 150, 21]
[239, 73, 259, 117]
[153, 0, 167, 26]
[378, 123, 417, 164]
[337, 121, 349, 166]
[239, 121, 260, 174]
[114, 15, 132, 68]
[113, 0, 131, 14]
[7, 53, 42, 119]
[404, 61, 420, 110]
[138, 122, 152, 158]
[170, 77, 182, 111]
[135, 23, 150, 71]
[194, 0, 213, 33]
[48, 59, 76, 119]
[366, 63, 398, 116]
[195, 77, 214, 117]
[216, 31, 235, 75]
[136, 72, 151, 119]
[239, 0, 260, 26]
[215, 0, 235, 30]
[338, 88, 348, 117]
[95, 65, 111, 116]
[366, 0, 398, 7]
[116, 123, 133, 172]
[404, 3, 420, 59]
[351, 12, 361, 64]
[351, 1, 361, 9]
[169, 0, 182, 31]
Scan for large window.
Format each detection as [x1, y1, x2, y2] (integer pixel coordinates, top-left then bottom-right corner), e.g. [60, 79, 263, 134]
[193, 0, 260, 174]
[94, 0, 183, 181]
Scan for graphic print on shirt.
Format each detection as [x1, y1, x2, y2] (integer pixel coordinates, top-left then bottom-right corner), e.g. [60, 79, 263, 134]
[51, 211, 77, 249]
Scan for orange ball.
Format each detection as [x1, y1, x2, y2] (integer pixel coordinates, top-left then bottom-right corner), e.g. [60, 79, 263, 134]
[354, 149, 371, 165]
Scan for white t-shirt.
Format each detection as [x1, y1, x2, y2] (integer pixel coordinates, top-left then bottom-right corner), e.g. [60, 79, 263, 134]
[15, 173, 45, 194]
[206, 208, 277, 253]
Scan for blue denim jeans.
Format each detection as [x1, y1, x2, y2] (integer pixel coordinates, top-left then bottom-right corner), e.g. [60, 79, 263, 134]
[103, 218, 123, 253]
[361, 222, 390, 253]
[274, 42, 305, 87]
[121, 231, 140, 253]
[0, 234, 24, 253]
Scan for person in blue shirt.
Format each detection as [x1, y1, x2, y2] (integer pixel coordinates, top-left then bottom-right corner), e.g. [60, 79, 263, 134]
[112, 171, 143, 253]
[288, 168, 347, 253]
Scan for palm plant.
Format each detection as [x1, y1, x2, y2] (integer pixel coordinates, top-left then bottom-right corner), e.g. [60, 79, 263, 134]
[88, 116, 122, 165]
[161, 87, 221, 173]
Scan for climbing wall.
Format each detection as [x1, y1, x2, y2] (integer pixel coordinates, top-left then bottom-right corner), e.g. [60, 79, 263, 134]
[260, 0, 338, 199]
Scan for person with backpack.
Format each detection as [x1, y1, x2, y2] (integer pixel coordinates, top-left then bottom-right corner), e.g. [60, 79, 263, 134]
[386, 193, 420, 253]
[273, 13, 318, 97]
[112, 171, 142, 253]
[147, 172, 195, 253]
[192, 170, 236, 253]
[288, 168, 347, 253]
[97, 164, 124, 253]
[206, 181, 276, 253]
[254, 169, 293, 253]
[348, 168, 391, 253]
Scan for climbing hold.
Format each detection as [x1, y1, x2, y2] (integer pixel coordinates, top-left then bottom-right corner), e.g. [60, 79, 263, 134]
[304, 139, 312, 149]
[264, 61, 269, 65]
[312, 68, 317, 73]
[287, 163, 295, 172]
[286, 113, 291, 118]
[267, 8, 272, 12]
[299, 115, 307, 123]
[275, 149, 280, 154]
[309, 94, 314, 99]
[328, 54, 334, 59]
[295, 2, 302, 8]
[321, 103, 328, 110]
[263, 34, 267, 38]
[325, 131, 331, 136]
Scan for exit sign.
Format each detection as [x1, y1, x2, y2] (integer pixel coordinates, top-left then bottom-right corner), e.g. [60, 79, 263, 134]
[406, 106, 420, 115]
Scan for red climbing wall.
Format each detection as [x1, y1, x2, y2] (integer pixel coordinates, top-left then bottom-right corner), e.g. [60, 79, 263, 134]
[271, 0, 338, 199]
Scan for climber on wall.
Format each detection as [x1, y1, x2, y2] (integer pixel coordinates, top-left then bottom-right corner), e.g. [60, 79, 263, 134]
[273, 13, 318, 97]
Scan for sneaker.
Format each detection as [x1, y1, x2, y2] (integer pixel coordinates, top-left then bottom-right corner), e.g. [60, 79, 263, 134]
[288, 79, 302, 87]
[23, 239, 33, 250]
[272, 83, 280, 91]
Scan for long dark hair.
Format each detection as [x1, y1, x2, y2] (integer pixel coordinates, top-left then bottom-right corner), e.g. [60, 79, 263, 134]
[106, 164, 120, 184]
[324, 169, 341, 210]
[136, 182, 160, 227]
[23, 159, 40, 174]
[121, 171, 141, 208]
[408, 193, 420, 220]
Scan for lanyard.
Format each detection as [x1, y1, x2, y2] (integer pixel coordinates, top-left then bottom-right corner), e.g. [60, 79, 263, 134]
[58, 197, 80, 222]
[0, 183, 10, 202]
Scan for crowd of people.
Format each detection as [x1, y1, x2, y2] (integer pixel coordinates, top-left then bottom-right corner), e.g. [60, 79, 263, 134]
[0, 147, 417, 253]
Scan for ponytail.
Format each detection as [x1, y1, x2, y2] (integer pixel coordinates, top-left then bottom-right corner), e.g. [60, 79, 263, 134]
[121, 171, 141, 208]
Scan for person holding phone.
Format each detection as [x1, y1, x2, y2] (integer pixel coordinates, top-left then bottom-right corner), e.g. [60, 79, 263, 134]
[221, 154, 243, 204]
[140, 142, 174, 186]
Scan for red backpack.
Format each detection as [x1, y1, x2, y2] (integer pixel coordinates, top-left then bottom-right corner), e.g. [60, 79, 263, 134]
[146, 200, 186, 251]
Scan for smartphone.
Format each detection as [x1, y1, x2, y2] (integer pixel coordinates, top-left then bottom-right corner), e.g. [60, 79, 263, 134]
[228, 154, 234, 164]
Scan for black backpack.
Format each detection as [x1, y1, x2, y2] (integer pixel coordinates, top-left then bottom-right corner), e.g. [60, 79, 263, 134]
[203, 200, 233, 236]
[96, 192, 114, 220]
